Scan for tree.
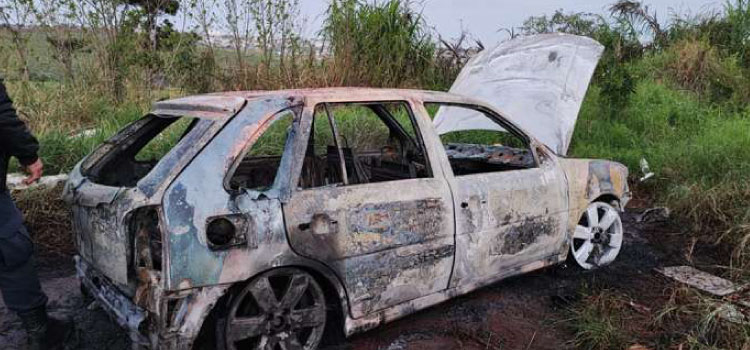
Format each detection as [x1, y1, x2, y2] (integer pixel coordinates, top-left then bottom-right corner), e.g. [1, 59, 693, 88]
[0, 0, 34, 81]
[125, 0, 179, 50]
[610, 0, 666, 47]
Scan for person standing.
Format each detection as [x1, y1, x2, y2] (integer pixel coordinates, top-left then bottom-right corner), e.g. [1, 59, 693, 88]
[0, 80, 72, 349]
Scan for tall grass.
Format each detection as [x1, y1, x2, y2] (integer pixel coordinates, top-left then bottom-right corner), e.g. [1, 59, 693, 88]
[323, 0, 436, 87]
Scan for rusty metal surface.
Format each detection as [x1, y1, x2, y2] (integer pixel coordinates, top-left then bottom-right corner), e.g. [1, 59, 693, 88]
[66, 87, 631, 349]
[76, 256, 149, 346]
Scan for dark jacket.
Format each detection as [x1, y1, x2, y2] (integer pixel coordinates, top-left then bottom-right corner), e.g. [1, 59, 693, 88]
[0, 80, 39, 193]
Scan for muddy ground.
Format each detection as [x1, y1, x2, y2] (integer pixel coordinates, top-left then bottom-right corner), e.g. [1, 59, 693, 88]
[0, 208, 695, 349]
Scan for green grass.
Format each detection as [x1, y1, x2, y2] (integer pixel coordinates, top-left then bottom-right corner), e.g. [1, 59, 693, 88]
[563, 291, 628, 350]
[569, 74, 750, 280]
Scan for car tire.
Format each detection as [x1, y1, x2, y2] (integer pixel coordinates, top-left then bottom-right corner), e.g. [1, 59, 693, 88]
[215, 268, 328, 350]
[568, 201, 624, 270]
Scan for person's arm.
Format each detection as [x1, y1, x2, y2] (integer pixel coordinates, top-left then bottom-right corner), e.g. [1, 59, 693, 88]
[0, 80, 43, 184]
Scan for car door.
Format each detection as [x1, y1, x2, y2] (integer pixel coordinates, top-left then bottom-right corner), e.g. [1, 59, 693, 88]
[283, 99, 455, 318]
[424, 103, 568, 288]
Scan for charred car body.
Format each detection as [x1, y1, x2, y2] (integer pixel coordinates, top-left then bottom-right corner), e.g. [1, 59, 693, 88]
[64, 34, 630, 349]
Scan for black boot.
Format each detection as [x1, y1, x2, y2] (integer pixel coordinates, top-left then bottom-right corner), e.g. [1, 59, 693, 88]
[18, 306, 48, 350]
[18, 306, 75, 350]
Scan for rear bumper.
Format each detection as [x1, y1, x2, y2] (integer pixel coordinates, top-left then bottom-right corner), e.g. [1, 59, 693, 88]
[75, 256, 150, 346]
[76, 256, 231, 349]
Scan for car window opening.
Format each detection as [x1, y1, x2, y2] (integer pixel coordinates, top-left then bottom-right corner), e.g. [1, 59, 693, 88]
[299, 102, 431, 189]
[82, 115, 202, 187]
[426, 103, 536, 176]
[229, 110, 296, 191]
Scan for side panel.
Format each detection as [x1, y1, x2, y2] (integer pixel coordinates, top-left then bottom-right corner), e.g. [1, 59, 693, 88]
[70, 184, 134, 288]
[285, 180, 455, 318]
[161, 98, 297, 290]
[413, 100, 570, 288]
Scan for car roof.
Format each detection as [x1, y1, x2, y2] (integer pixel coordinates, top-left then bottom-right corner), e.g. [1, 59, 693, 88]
[152, 88, 490, 120]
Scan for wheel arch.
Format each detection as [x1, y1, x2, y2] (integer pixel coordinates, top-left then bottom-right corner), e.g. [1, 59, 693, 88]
[592, 192, 623, 210]
[192, 262, 349, 349]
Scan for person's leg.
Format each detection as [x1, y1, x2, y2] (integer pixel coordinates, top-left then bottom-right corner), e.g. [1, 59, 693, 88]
[0, 191, 72, 350]
[0, 190, 48, 313]
[0, 254, 48, 312]
[0, 255, 50, 350]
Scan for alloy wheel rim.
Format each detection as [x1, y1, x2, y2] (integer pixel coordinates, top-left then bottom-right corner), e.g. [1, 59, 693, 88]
[226, 269, 326, 350]
[571, 202, 623, 269]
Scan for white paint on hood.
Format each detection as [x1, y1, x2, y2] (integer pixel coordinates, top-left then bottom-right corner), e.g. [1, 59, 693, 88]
[434, 33, 604, 155]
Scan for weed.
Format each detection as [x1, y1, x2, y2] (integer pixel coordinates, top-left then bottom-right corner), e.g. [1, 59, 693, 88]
[563, 290, 628, 350]
[653, 286, 750, 349]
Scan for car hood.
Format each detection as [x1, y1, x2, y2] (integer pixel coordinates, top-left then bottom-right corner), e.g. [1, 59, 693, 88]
[436, 33, 604, 155]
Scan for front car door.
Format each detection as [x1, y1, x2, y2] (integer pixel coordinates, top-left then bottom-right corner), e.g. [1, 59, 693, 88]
[423, 102, 568, 289]
[283, 97, 455, 318]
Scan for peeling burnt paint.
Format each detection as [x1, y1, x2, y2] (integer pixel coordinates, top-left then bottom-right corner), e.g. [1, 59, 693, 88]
[557, 158, 630, 260]
[490, 216, 557, 256]
[339, 244, 453, 315]
[448, 151, 569, 288]
[346, 198, 444, 255]
[285, 179, 456, 319]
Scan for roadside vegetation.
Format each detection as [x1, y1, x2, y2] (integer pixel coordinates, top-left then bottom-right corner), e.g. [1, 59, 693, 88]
[2, 0, 750, 348]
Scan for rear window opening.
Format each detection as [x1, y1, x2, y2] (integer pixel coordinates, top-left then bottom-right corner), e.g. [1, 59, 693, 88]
[82, 115, 202, 187]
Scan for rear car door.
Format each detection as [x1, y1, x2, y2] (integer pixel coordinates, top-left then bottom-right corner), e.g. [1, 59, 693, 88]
[283, 99, 455, 318]
[424, 103, 568, 288]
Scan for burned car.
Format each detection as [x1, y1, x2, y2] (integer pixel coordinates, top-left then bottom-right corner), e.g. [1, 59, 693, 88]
[63, 34, 629, 349]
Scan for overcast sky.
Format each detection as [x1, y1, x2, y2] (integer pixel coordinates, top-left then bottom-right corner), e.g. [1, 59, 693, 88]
[296, 0, 723, 45]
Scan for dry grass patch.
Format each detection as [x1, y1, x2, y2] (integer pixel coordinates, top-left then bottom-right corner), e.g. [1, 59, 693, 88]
[11, 184, 74, 259]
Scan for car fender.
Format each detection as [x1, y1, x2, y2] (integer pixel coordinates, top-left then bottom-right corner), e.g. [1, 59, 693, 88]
[558, 158, 630, 256]
[164, 257, 350, 349]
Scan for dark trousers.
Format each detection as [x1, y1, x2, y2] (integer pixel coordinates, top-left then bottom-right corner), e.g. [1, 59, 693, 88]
[0, 190, 47, 313]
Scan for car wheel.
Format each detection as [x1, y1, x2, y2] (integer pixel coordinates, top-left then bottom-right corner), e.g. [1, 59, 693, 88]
[218, 268, 327, 350]
[570, 201, 623, 270]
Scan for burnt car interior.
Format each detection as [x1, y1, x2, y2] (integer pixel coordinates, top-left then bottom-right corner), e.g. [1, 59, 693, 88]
[426, 103, 536, 176]
[82, 115, 200, 187]
[298, 102, 431, 188]
[229, 110, 295, 191]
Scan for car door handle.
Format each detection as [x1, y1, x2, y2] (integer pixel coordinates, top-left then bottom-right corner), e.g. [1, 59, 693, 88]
[460, 202, 469, 208]
[298, 220, 339, 229]
[298, 216, 338, 234]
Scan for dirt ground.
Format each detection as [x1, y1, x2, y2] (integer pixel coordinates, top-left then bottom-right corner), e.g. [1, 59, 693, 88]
[0, 208, 687, 350]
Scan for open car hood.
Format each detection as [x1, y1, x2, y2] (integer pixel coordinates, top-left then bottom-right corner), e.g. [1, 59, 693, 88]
[435, 34, 604, 155]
